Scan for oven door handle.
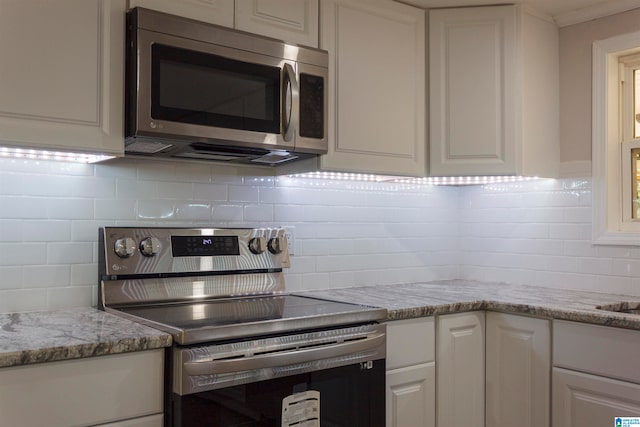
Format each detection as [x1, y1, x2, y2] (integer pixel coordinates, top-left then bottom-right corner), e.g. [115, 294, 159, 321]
[183, 333, 385, 376]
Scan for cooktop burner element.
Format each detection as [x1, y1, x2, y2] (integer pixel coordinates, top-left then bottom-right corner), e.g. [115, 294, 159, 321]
[98, 227, 386, 345]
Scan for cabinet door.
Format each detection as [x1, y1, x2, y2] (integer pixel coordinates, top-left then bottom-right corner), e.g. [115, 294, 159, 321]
[429, 6, 517, 176]
[235, 0, 318, 47]
[437, 311, 485, 427]
[97, 414, 163, 427]
[0, 0, 125, 156]
[552, 367, 640, 427]
[0, 350, 164, 427]
[486, 313, 550, 427]
[386, 362, 435, 427]
[320, 0, 426, 176]
[128, 0, 234, 27]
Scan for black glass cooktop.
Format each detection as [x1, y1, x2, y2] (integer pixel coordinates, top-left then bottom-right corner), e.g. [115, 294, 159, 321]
[114, 295, 386, 344]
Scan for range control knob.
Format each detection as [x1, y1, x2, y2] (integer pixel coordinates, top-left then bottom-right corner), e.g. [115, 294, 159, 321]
[267, 237, 288, 255]
[248, 237, 267, 254]
[139, 237, 161, 257]
[114, 237, 136, 258]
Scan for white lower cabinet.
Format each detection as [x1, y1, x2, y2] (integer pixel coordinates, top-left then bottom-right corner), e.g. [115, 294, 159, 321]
[486, 312, 550, 427]
[97, 414, 164, 427]
[552, 320, 640, 426]
[552, 367, 640, 426]
[0, 350, 164, 427]
[385, 317, 435, 427]
[437, 311, 485, 427]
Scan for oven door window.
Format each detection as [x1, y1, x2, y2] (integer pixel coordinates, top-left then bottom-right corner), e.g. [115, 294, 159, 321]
[151, 44, 281, 134]
[171, 360, 385, 427]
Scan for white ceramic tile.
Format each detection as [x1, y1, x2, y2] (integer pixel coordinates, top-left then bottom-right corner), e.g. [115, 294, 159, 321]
[0, 220, 23, 241]
[70, 176, 116, 198]
[95, 199, 136, 220]
[0, 243, 46, 266]
[0, 197, 49, 219]
[71, 264, 98, 286]
[175, 163, 213, 183]
[302, 239, 355, 256]
[243, 205, 274, 222]
[0, 267, 22, 290]
[116, 179, 158, 200]
[23, 265, 70, 288]
[138, 200, 176, 221]
[0, 289, 47, 313]
[47, 199, 94, 220]
[46, 286, 93, 309]
[158, 182, 194, 199]
[71, 221, 106, 242]
[228, 185, 260, 202]
[46, 242, 93, 264]
[22, 220, 72, 242]
[136, 160, 177, 181]
[175, 202, 212, 221]
[211, 205, 243, 222]
[193, 183, 228, 201]
[1, 174, 75, 197]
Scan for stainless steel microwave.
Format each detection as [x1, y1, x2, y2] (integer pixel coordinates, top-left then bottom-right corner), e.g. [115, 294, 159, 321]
[125, 8, 328, 165]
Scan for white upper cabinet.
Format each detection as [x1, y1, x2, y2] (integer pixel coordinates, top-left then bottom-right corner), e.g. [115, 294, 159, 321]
[319, 0, 426, 176]
[129, 0, 319, 47]
[429, 5, 559, 177]
[0, 0, 125, 156]
[128, 0, 234, 27]
[235, 0, 319, 47]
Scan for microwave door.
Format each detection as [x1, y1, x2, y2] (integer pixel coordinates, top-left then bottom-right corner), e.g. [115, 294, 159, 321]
[132, 29, 295, 152]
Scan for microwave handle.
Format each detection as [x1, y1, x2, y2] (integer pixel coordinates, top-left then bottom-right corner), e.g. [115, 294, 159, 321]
[282, 63, 299, 142]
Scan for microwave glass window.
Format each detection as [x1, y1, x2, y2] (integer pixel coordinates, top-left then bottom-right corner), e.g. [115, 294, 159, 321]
[151, 44, 280, 134]
[299, 73, 325, 139]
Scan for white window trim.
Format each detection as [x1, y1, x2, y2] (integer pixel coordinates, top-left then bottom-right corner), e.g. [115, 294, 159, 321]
[592, 30, 640, 245]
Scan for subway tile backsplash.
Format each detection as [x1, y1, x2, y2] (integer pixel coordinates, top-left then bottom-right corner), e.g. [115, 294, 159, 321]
[1, 157, 639, 313]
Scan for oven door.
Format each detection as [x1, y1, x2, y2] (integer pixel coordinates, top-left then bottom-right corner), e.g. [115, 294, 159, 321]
[170, 324, 385, 427]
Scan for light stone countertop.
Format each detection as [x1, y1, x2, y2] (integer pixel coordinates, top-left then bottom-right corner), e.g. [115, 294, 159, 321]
[299, 280, 640, 330]
[3, 280, 640, 369]
[0, 307, 172, 368]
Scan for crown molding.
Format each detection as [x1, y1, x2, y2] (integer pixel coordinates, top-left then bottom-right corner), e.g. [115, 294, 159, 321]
[555, 0, 640, 27]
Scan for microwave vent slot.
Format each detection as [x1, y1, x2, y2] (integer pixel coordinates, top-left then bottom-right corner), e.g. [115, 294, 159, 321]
[126, 140, 174, 154]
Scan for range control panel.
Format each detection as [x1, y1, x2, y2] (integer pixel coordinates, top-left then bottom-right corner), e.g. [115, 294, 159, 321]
[100, 227, 290, 276]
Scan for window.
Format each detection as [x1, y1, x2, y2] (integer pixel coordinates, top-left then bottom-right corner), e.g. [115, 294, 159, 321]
[592, 31, 640, 244]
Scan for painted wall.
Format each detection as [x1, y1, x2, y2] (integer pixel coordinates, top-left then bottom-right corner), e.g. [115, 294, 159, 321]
[560, 7, 640, 163]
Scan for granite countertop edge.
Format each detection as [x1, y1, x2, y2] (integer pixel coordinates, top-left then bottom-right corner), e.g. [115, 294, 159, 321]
[4, 280, 640, 369]
[300, 280, 640, 331]
[0, 308, 173, 369]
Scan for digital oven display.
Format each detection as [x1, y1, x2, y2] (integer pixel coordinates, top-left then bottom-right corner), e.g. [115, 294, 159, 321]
[171, 235, 240, 257]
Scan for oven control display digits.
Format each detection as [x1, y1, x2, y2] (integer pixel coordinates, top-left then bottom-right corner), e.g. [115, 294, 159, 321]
[170, 235, 240, 257]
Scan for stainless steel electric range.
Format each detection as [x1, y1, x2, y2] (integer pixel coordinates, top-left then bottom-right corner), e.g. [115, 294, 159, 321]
[99, 227, 386, 427]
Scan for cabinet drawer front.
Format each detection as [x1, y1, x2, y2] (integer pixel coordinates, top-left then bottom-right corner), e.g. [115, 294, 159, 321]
[552, 367, 640, 426]
[386, 317, 435, 369]
[553, 320, 640, 384]
[0, 350, 164, 427]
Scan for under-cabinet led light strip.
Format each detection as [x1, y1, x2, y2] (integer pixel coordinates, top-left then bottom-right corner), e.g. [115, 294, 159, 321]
[289, 171, 540, 185]
[0, 147, 115, 164]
